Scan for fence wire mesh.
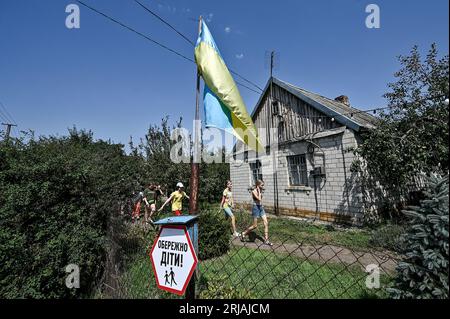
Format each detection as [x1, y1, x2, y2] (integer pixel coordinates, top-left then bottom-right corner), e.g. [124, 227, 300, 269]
[97, 206, 400, 299]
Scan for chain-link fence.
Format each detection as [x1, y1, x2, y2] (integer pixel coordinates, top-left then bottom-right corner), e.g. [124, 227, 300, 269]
[96, 207, 400, 299]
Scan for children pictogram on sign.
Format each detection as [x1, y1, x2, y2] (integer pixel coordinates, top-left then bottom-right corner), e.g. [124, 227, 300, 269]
[169, 267, 177, 286]
[164, 268, 178, 287]
[150, 223, 198, 296]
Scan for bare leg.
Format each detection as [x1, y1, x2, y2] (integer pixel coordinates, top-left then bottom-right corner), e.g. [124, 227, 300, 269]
[144, 205, 149, 223]
[231, 215, 237, 234]
[242, 218, 258, 237]
[149, 204, 156, 221]
[262, 215, 269, 241]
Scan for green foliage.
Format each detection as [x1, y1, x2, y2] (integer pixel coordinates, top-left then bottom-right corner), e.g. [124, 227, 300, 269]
[353, 44, 449, 221]
[388, 174, 449, 299]
[131, 117, 229, 204]
[198, 209, 231, 260]
[199, 151, 231, 204]
[0, 129, 146, 298]
[369, 223, 407, 252]
[199, 274, 254, 299]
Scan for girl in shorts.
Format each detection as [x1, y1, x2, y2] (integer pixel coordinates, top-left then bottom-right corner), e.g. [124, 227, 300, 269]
[220, 180, 239, 237]
[240, 180, 273, 246]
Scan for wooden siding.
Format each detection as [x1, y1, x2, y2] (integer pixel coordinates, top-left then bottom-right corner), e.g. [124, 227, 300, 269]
[253, 83, 341, 143]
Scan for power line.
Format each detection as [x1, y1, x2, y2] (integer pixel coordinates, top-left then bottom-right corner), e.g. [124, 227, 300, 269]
[77, 0, 262, 95]
[0, 109, 8, 122]
[0, 101, 16, 124]
[76, 0, 195, 64]
[133, 0, 195, 46]
[130, 0, 264, 92]
[77, 0, 386, 119]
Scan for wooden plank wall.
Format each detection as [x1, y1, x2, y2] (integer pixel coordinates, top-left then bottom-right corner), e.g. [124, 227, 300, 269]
[253, 84, 340, 143]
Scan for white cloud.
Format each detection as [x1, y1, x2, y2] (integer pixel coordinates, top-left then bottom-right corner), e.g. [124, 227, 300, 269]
[235, 53, 244, 60]
[225, 27, 231, 33]
[206, 13, 214, 22]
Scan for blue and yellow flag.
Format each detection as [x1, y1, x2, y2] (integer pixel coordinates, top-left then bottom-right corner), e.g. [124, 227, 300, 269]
[194, 20, 264, 152]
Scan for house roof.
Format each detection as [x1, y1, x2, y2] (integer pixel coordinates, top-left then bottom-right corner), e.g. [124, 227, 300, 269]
[251, 77, 378, 132]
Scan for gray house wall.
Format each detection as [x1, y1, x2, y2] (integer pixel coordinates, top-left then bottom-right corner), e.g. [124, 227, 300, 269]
[230, 79, 370, 224]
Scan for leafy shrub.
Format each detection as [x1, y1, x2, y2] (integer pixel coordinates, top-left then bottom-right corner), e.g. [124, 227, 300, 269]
[199, 274, 254, 299]
[353, 44, 449, 220]
[131, 117, 229, 202]
[198, 209, 230, 261]
[388, 174, 449, 299]
[0, 129, 146, 298]
[369, 223, 406, 252]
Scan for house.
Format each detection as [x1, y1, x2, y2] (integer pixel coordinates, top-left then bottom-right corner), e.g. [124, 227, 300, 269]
[230, 77, 377, 225]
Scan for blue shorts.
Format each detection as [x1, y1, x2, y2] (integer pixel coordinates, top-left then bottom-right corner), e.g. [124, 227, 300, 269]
[223, 207, 234, 218]
[252, 204, 266, 218]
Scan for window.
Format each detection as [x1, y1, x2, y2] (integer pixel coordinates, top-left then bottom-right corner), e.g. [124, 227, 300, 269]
[287, 155, 308, 186]
[249, 160, 263, 185]
[244, 151, 248, 163]
[272, 100, 280, 115]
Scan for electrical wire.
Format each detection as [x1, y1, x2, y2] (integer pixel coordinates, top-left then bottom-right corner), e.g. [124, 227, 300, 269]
[78, 0, 389, 120]
[0, 101, 17, 124]
[77, 0, 263, 95]
[76, 0, 195, 64]
[131, 0, 264, 92]
[133, 0, 195, 47]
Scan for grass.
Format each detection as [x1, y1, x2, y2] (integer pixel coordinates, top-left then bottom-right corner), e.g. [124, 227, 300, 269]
[213, 206, 374, 251]
[103, 204, 398, 299]
[117, 245, 393, 299]
[199, 247, 393, 299]
[117, 251, 182, 299]
[145, 203, 377, 251]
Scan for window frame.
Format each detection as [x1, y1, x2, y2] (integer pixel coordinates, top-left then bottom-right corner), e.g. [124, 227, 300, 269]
[249, 160, 263, 185]
[287, 154, 309, 186]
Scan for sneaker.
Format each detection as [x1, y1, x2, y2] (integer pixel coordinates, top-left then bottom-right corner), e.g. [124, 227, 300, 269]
[233, 232, 240, 237]
[264, 240, 274, 247]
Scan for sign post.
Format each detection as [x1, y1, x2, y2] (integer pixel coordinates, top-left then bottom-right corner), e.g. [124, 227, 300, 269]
[150, 216, 198, 298]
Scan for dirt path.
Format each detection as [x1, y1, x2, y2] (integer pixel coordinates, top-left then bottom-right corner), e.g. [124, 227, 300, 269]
[231, 237, 399, 274]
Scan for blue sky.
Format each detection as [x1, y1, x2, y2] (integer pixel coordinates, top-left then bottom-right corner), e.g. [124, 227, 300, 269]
[0, 0, 448, 147]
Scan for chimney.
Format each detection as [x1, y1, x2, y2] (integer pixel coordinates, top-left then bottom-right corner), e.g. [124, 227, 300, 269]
[335, 95, 350, 106]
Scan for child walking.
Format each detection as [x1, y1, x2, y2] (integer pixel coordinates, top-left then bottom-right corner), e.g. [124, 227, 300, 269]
[240, 180, 273, 246]
[220, 180, 239, 237]
[144, 184, 164, 224]
[159, 182, 189, 216]
[131, 191, 144, 223]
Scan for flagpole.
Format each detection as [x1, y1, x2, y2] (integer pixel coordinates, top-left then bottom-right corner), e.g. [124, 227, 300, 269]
[189, 16, 202, 216]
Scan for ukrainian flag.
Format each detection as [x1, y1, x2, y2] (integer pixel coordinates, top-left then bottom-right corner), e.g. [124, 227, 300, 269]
[194, 20, 264, 152]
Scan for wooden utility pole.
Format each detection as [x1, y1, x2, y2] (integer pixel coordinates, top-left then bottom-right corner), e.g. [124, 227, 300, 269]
[269, 51, 280, 216]
[186, 16, 202, 301]
[2, 123, 17, 141]
[189, 16, 202, 216]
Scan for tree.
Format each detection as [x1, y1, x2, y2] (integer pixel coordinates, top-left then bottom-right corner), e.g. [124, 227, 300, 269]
[388, 174, 449, 299]
[0, 129, 146, 298]
[353, 44, 449, 221]
[133, 117, 230, 205]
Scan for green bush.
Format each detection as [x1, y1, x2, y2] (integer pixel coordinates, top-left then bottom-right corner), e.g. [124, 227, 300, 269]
[199, 274, 254, 299]
[0, 129, 145, 298]
[198, 209, 230, 261]
[388, 174, 449, 299]
[369, 223, 406, 252]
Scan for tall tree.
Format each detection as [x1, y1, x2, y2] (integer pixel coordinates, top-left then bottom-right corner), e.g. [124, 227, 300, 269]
[353, 44, 449, 221]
